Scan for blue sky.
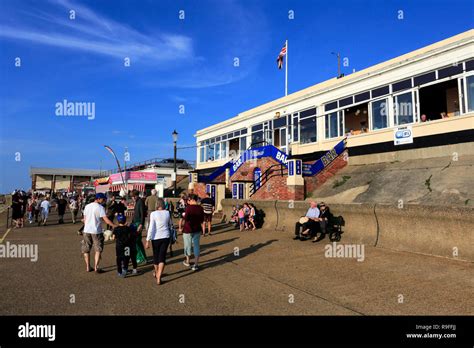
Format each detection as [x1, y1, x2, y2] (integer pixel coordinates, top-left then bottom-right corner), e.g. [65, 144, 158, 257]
[0, 0, 473, 193]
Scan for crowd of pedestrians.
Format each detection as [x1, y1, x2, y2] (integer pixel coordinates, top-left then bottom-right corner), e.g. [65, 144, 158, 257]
[10, 187, 221, 285]
[10, 190, 89, 228]
[76, 189, 215, 285]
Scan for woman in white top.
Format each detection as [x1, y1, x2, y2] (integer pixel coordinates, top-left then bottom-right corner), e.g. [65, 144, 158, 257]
[145, 198, 172, 285]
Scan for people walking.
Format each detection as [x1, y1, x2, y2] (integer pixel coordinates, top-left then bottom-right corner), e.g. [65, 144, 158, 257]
[182, 194, 204, 271]
[69, 197, 79, 224]
[81, 193, 116, 273]
[56, 194, 68, 224]
[39, 197, 51, 226]
[145, 189, 158, 213]
[34, 195, 42, 223]
[177, 193, 187, 232]
[145, 198, 171, 285]
[131, 190, 147, 267]
[11, 191, 23, 228]
[19, 191, 27, 227]
[26, 196, 35, 224]
[115, 197, 127, 216]
[113, 214, 131, 278]
[200, 192, 215, 236]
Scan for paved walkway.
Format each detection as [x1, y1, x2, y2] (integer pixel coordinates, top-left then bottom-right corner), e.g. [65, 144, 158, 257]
[0, 213, 473, 315]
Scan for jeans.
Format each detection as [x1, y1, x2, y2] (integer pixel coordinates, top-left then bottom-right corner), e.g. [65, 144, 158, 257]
[183, 232, 200, 257]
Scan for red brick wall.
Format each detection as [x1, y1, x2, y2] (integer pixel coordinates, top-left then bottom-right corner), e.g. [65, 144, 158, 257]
[252, 179, 304, 201]
[304, 150, 348, 196]
[231, 156, 280, 182]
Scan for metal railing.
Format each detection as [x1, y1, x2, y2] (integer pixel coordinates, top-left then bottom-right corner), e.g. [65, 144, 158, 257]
[249, 163, 287, 197]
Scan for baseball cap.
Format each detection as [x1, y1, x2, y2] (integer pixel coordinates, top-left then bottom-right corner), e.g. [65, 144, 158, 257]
[116, 214, 126, 223]
[95, 193, 107, 200]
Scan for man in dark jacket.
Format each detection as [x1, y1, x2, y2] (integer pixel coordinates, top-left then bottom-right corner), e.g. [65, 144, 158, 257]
[56, 195, 68, 224]
[312, 202, 333, 242]
[131, 190, 146, 268]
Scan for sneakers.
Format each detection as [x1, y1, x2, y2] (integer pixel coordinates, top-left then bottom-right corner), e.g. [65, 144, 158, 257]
[132, 269, 139, 275]
[117, 271, 126, 278]
[191, 265, 199, 271]
[182, 261, 190, 267]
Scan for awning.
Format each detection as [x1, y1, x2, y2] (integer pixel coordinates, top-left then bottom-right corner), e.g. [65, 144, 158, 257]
[110, 183, 146, 192]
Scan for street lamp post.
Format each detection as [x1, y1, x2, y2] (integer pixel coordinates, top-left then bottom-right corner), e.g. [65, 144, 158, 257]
[172, 130, 178, 197]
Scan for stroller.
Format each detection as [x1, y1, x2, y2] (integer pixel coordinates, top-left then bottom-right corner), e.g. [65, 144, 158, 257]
[326, 215, 344, 242]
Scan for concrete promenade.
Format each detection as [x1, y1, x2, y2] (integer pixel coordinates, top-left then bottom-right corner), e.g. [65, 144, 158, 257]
[0, 213, 473, 315]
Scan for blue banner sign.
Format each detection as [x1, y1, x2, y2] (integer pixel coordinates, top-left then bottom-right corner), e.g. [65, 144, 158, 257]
[229, 145, 288, 177]
[289, 161, 294, 176]
[199, 145, 288, 183]
[302, 138, 346, 176]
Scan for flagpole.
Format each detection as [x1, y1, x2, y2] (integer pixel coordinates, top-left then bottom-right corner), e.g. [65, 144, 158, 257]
[285, 39, 288, 96]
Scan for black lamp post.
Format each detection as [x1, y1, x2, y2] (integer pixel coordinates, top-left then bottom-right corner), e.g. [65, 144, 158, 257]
[172, 130, 178, 197]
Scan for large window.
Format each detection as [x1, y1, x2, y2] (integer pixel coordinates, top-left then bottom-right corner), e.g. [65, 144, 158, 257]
[215, 143, 221, 160]
[344, 103, 369, 135]
[467, 75, 474, 112]
[300, 116, 316, 144]
[371, 99, 389, 130]
[206, 144, 215, 161]
[200, 146, 205, 162]
[240, 137, 247, 151]
[221, 142, 227, 159]
[292, 114, 299, 142]
[325, 111, 343, 139]
[394, 92, 414, 125]
[251, 131, 264, 148]
[419, 79, 460, 121]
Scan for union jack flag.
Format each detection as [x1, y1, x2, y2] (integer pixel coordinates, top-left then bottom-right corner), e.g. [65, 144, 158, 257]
[276, 43, 287, 69]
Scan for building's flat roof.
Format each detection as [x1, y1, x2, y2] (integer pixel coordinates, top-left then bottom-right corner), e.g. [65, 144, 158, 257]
[195, 29, 474, 137]
[30, 167, 101, 177]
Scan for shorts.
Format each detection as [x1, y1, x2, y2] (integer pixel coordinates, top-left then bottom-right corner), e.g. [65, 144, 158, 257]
[239, 217, 245, 224]
[152, 238, 170, 264]
[183, 232, 200, 257]
[81, 233, 105, 253]
[204, 213, 213, 222]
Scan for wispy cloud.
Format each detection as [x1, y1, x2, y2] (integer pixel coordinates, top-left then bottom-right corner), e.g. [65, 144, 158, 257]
[0, 0, 269, 90]
[0, 0, 193, 64]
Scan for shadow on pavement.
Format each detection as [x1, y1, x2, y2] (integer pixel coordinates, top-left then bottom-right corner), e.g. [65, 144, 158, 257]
[163, 239, 278, 283]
